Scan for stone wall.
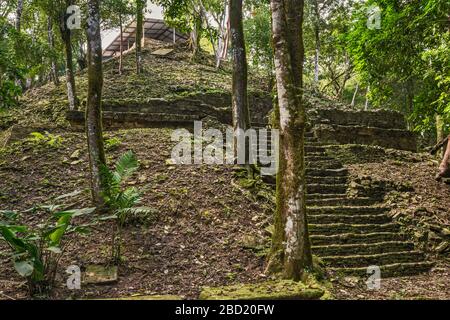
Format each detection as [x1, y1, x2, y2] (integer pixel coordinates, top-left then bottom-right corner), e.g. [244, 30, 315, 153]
[308, 108, 417, 152]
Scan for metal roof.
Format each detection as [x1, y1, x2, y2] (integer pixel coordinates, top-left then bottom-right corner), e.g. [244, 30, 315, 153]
[103, 18, 188, 58]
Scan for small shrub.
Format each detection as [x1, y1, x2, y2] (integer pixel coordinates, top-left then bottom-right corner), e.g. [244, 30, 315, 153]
[100, 151, 156, 264]
[0, 205, 94, 297]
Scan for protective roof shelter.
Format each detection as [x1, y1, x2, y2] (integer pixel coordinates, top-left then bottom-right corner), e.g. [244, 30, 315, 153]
[102, 18, 188, 58]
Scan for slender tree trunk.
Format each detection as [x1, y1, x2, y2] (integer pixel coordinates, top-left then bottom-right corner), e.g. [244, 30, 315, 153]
[229, 0, 251, 172]
[15, 0, 23, 31]
[364, 85, 370, 111]
[190, 7, 202, 58]
[86, 0, 107, 207]
[436, 115, 446, 159]
[312, 0, 320, 83]
[119, 14, 123, 75]
[59, 2, 78, 110]
[351, 83, 359, 107]
[135, 0, 144, 74]
[437, 135, 450, 180]
[216, 1, 229, 68]
[78, 42, 87, 71]
[267, 0, 312, 281]
[47, 16, 60, 86]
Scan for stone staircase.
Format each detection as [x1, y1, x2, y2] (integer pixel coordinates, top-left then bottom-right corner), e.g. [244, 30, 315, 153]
[263, 131, 433, 278]
[305, 133, 433, 277]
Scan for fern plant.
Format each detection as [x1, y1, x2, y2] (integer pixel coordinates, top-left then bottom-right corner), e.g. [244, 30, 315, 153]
[100, 151, 155, 264]
[0, 206, 94, 297]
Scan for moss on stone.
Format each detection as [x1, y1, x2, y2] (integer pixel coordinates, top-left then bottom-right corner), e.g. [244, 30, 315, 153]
[98, 295, 183, 300]
[199, 280, 325, 300]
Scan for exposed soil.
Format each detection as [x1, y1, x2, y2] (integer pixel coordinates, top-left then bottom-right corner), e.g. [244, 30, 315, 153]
[0, 129, 449, 300]
[0, 128, 272, 300]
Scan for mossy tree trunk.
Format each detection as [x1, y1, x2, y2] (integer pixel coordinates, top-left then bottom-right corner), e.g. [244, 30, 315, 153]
[267, 0, 313, 281]
[86, 0, 107, 207]
[15, 0, 24, 31]
[135, 0, 144, 74]
[230, 0, 252, 174]
[47, 16, 60, 86]
[190, 5, 203, 58]
[59, 1, 78, 111]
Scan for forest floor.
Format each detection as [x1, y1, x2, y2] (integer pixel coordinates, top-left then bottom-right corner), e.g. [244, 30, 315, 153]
[0, 128, 449, 300]
[0, 128, 272, 299]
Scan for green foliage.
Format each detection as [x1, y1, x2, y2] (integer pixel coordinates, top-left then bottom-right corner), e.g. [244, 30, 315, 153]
[0, 205, 95, 296]
[0, 17, 24, 108]
[28, 131, 64, 148]
[244, 3, 273, 78]
[346, 0, 450, 132]
[104, 136, 122, 151]
[101, 0, 135, 29]
[100, 151, 155, 263]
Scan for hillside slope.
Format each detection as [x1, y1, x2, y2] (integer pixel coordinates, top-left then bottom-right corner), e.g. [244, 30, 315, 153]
[1, 40, 268, 129]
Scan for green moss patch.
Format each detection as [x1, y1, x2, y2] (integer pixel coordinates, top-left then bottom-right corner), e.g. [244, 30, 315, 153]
[199, 280, 325, 300]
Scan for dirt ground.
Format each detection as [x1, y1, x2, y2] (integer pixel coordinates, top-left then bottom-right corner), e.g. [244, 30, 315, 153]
[0, 128, 448, 300]
[329, 261, 449, 300]
[0, 128, 272, 299]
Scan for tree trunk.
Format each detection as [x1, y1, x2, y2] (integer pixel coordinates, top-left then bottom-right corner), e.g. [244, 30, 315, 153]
[351, 83, 359, 107]
[78, 42, 87, 71]
[190, 7, 202, 58]
[436, 115, 446, 159]
[47, 16, 60, 86]
[437, 135, 450, 180]
[230, 0, 251, 131]
[119, 14, 123, 75]
[364, 85, 370, 111]
[229, 0, 251, 173]
[216, 1, 230, 68]
[59, 2, 78, 111]
[312, 0, 320, 83]
[86, 0, 107, 207]
[15, 0, 23, 31]
[135, 0, 144, 74]
[267, 0, 312, 281]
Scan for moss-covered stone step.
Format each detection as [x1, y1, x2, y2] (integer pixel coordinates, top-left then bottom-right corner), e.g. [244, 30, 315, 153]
[307, 205, 389, 215]
[307, 196, 380, 207]
[307, 184, 347, 194]
[67, 110, 200, 129]
[306, 160, 344, 170]
[322, 251, 424, 268]
[305, 151, 329, 157]
[97, 295, 183, 300]
[199, 280, 325, 300]
[307, 193, 348, 200]
[306, 167, 348, 177]
[305, 155, 336, 162]
[309, 213, 390, 224]
[329, 261, 434, 278]
[305, 145, 327, 153]
[310, 232, 405, 245]
[306, 176, 348, 184]
[309, 222, 399, 235]
[312, 241, 415, 256]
